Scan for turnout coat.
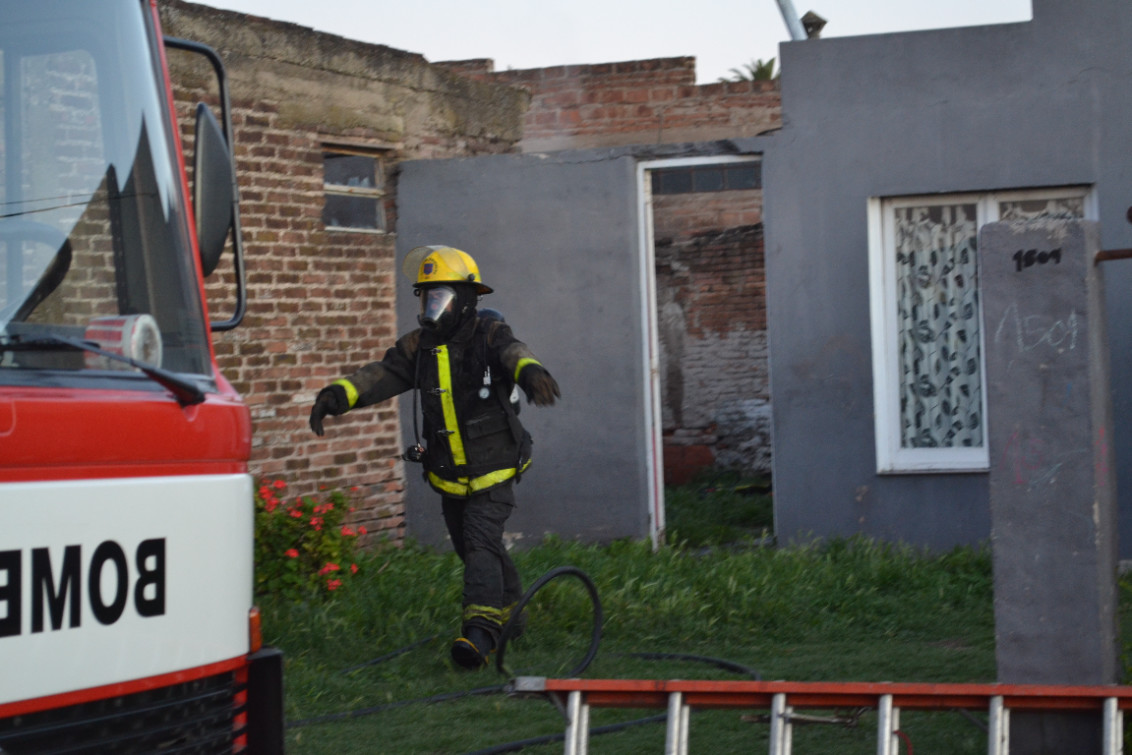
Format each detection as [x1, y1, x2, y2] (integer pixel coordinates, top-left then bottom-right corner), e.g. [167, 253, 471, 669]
[334, 314, 541, 498]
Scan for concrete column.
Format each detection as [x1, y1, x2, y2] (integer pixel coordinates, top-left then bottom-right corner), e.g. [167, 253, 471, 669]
[980, 219, 1119, 753]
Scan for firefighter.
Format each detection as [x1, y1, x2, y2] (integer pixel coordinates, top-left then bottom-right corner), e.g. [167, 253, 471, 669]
[308, 245, 560, 669]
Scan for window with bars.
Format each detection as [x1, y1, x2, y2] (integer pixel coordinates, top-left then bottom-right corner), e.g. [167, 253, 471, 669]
[868, 187, 1090, 473]
[322, 149, 386, 231]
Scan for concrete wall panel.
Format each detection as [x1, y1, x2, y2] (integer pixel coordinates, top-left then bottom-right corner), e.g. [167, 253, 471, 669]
[765, 0, 1132, 550]
[395, 152, 651, 546]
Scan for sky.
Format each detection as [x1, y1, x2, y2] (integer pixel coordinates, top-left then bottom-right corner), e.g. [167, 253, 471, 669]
[197, 0, 1033, 85]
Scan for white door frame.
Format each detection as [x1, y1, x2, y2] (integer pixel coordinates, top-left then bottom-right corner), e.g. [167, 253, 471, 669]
[635, 154, 763, 548]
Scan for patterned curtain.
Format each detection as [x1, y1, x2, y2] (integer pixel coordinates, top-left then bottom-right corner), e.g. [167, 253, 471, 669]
[999, 197, 1084, 221]
[894, 204, 982, 449]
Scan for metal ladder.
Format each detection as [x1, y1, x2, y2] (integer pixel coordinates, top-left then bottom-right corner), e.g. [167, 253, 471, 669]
[509, 677, 1131, 754]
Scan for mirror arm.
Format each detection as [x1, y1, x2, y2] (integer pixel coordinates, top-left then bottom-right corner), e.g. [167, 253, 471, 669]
[163, 36, 246, 332]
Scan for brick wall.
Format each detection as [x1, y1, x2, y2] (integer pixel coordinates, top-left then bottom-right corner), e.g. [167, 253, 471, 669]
[205, 103, 407, 541]
[161, 1, 527, 543]
[440, 58, 781, 152]
[656, 225, 770, 484]
[652, 189, 763, 239]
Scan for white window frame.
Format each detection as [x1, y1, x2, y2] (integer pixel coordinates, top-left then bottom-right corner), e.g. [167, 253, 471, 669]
[868, 186, 1095, 474]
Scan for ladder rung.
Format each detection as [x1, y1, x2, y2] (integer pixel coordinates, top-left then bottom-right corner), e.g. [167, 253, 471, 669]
[664, 692, 689, 755]
[988, 695, 1009, 755]
[564, 689, 590, 755]
[768, 693, 792, 755]
[1103, 697, 1123, 755]
[877, 694, 900, 755]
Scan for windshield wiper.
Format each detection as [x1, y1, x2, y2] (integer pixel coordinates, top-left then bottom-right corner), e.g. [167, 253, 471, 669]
[0, 334, 205, 406]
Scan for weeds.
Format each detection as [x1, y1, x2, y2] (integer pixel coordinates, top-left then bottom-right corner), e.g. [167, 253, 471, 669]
[262, 473, 1132, 753]
[664, 470, 773, 547]
[264, 528, 998, 753]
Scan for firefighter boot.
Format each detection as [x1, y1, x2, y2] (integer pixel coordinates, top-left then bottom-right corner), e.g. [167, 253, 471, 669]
[451, 626, 495, 670]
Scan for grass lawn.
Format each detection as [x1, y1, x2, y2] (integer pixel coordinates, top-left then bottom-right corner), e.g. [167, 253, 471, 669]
[262, 475, 1128, 754]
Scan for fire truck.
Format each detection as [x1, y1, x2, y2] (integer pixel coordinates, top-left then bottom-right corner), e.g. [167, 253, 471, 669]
[0, 0, 281, 751]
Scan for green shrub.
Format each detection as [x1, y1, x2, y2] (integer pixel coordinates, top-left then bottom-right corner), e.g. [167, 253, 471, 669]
[254, 479, 364, 601]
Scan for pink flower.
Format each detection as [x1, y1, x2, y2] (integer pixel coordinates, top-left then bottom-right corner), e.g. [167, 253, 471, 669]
[358, 526, 368, 535]
[288, 508, 302, 519]
[310, 516, 323, 530]
[258, 485, 271, 498]
[341, 526, 356, 537]
[273, 479, 286, 490]
[350, 563, 359, 574]
[318, 562, 341, 576]
[285, 548, 299, 558]
[327, 579, 342, 591]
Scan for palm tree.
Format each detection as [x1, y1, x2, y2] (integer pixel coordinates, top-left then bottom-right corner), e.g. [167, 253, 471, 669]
[720, 57, 777, 82]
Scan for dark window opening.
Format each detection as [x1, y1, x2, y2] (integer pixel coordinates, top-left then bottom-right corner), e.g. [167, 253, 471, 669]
[651, 163, 761, 195]
[323, 194, 379, 230]
[324, 153, 376, 188]
[323, 149, 386, 231]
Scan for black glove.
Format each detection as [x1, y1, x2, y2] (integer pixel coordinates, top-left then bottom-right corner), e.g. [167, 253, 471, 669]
[309, 384, 349, 436]
[518, 365, 560, 407]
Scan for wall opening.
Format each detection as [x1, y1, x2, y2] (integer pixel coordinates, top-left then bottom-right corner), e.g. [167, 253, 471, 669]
[638, 154, 768, 545]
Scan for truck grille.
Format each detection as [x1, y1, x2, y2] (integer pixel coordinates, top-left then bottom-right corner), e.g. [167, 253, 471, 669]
[0, 671, 244, 754]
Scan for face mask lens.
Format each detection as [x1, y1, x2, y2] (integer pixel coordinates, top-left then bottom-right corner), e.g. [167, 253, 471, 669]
[420, 286, 458, 330]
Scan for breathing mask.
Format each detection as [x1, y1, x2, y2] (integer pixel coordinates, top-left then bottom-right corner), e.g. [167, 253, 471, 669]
[417, 284, 477, 336]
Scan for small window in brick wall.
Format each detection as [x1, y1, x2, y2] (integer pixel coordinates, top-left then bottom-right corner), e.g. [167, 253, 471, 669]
[651, 163, 761, 195]
[323, 149, 386, 231]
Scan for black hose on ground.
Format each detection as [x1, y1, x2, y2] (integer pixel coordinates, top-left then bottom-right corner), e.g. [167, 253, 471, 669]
[614, 651, 761, 680]
[287, 565, 602, 729]
[495, 565, 603, 678]
[287, 685, 505, 729]
[288, 563, 765, 749]
[340, 633, 439, 675]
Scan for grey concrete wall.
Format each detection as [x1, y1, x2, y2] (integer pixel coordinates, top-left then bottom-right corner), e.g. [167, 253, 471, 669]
[394, 151, 650, 547]
[982, 220, 1118, 750]
[764, 0, 1132, 549]
[981, 220, 1118, 685]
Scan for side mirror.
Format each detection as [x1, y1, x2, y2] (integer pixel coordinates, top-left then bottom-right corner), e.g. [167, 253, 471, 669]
[193, 103, 234, 278]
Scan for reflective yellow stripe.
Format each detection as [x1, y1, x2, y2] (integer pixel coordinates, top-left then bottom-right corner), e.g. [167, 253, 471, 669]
[434, 345, 466, 466]
[464, 604, 506, 626]
[332, 379, 359, 409]
[427, 458, 532, 497]
[513, 357, 542, 383]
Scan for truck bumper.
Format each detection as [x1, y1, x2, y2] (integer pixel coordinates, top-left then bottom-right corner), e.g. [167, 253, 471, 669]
[247, 647, 285, 754]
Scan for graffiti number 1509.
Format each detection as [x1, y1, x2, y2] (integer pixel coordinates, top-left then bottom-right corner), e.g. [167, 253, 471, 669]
[1013, 248, 1062, 272]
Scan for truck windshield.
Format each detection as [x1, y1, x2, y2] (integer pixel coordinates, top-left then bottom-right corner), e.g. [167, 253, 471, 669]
[0, 0, 211, 378]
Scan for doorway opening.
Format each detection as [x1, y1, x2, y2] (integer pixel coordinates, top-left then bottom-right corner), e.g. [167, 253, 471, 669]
[637, 155, 771, 547]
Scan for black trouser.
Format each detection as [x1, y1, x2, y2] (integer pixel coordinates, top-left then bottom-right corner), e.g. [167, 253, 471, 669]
[441, 482, 523, 639]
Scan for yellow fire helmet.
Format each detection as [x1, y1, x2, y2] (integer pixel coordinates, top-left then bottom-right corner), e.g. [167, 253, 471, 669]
[401, 245, 493, 294]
